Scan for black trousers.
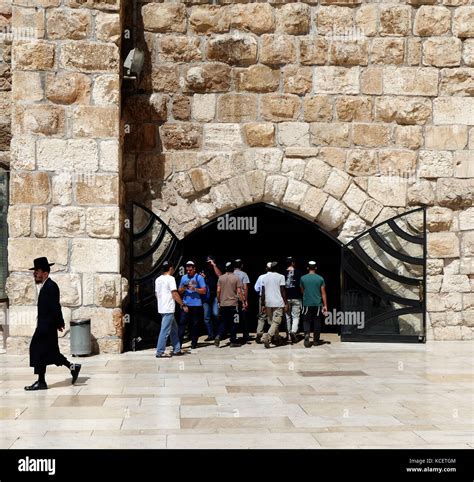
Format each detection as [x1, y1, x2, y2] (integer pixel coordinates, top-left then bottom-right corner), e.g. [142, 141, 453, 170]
[302, 306, 323, 342]
[218, 306, 239, 344]
[34, 353, 70, 376]
[237, 301, 249, 340]
[179, 306, 204, 345]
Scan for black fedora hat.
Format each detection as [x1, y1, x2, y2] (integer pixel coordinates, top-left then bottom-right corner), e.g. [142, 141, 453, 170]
[29, 257, 55, 271]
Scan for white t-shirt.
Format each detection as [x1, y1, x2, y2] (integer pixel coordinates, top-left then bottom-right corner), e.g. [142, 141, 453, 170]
[262, 272, 286, 308]
[155, 274, 177, 314]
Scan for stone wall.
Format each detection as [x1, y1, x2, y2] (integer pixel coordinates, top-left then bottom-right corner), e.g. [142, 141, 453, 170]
[0, 0, 10, 165]
[123, 0, 473, 341]
[6, 0, 127, 354]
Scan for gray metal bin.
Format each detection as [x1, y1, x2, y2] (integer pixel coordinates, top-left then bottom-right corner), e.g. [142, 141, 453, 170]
[70, 318, 91, 356]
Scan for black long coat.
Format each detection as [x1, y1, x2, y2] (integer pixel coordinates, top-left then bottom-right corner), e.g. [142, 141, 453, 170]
[29, 277, 65, 368]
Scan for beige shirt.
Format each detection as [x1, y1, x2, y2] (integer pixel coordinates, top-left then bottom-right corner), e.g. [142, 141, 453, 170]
[218, 273, 243, 307]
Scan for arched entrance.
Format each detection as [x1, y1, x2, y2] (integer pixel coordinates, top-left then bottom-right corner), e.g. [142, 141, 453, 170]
[126, 203, 427, 351]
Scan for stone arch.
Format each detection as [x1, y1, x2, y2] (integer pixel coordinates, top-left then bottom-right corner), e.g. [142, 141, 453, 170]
[144, 148, 403, 244]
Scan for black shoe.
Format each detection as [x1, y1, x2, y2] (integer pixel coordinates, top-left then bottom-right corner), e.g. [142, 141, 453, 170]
[263, 336, 271, 349]
[255, 334, 262, 344]
[314, 340, 324, 346]
[229, 342, 241, 347]
[191, 343, 197, 350]
[24, 381, 48, 391]
[214, 336, 220, 347]
[172, 351, 185, 356]
[304, 335, 311, 348]
[156, 353, 172, 358]
[204, 336, 215, 342]
[290, 332, 297, 344]
[70, 363, 82, 384]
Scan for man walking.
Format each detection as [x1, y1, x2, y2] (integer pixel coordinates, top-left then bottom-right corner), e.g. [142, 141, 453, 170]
[215, 262, 246, 348]
[200, 255, 222, 341]
[300, 261, 328, 348]
[254, 262, 271, 344]
[178, 261, 207, 349]
[155, 261, 188, 358]
[284, 257, 303, 344]
[261, 262, 288, 349]
[25, 257, 81, 391]
[233, 259, 250, 343]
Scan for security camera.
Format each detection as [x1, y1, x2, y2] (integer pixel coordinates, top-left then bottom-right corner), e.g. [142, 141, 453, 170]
[123, 48, 144, 81]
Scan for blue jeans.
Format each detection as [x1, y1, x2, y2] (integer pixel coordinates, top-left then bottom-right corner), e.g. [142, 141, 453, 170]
[156, 313, 181, 355]
[203, 297, 218, 338]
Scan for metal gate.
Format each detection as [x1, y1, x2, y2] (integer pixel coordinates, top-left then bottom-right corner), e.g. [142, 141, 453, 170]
[341, 207, 426, 342]
[127, 203, 182, 351]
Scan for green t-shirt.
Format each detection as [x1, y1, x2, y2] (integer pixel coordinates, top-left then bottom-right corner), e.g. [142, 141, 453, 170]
[300, 273, 325, 307]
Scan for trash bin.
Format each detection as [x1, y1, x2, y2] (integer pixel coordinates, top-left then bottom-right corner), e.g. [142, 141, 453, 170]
[70, 318, 91, 356]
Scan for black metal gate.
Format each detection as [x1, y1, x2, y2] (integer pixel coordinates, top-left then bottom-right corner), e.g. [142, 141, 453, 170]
[341, 207, 426, 342]
[127, 203, 182, 351]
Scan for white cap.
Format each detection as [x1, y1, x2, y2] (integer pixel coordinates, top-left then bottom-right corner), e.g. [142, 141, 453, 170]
[185, 260, 195, 266]
[225, 261, 232, 268]
[308, 260, 317, 267]
[266, 262, 272, 268]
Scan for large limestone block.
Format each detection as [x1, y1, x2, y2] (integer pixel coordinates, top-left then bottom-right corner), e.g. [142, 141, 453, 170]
[99, 140, 120, 172]
[359, 198, 383, 224]
[368, 177, 407, 207]
[342, 183, 368, 213]
[14, 104, 65, 136]
[230, 3, 274, 34]
[60, 42, 119, 73]
[427, 232, 460, 258]
[72, 106, 118, 138]
[276, 3, 310, 35]
[142, 3, 186, 33]
[7, 206, 31, 237]
[463, 39, 474, 66]
[316, 196, 350, 232]
[45, 72, 91, 105]
[216, 93, 257, 122]
[94, 274, 121, 308]
[459, 207, 474, 231]
[304, 158, 332, 188]
[436, 178, 472, 209]
[192, 94, 216, 122]
[37, 138, 98, 172]
[423, 38, 462, 67]
[235, 65, 279, 93]
[93, 74, 119, 106]
[263, 175, 288, 204]
[71, 306, 120, 338]
[10, 136, 35, 170]
[360, 67, 382, 95]
[310, 122, 350, 147]
[329, 40, 369, 67]
[375, 96, 432, 125]
[316, 6, 353, 35]
[323, 169, 351, 199]
[314, 67, 359, 94]
[281, 158, 306, 180]
[8, 238, 68, 271]
[52, 172, 72, 206]
[5, 273, 36, 305]
[425, 126, 468, 150]
[278, 122, 309, 147]
[335, 96, 372, 122]
[159, 36, 201, 63]
[189, 5, 230, 34]
[439, 68, 474, 97]
[245, 170, 266, 201]
[47, 8, 90, 39]
[300, 37, 329, 66]
[162, 123, 202, 150]
[203, 123, 242, 150]
[382, 67, 438, 96]
[209, 184, 236, 212]
[12, 71, 43, 102]
[433, 97, 474, 124]
[300, 187, 328, 219]
[183, 63, 231, 93]
[10, 171, 50, 205]
[379, 5, 411, 36]
[95, 12, 120, 44]
[440, 275, 471, 293]
[462, 232, 474, 256]
[75, 174, 118, 205]
[418, 151, 454, 178]
[207, 33, 258, 66]
[394, 126, 423, 150]
[426, 206, 453, 232]
[6, 306, 37, 337]
[378, 150, 417, 176]
[86, 206, 120, 238]
[243, 123, 275, 147]
[345, 149, 377, 176]
[48, 206, 85, 237]
[260, 34, 297, 65]
[282, 65, 312, 95]
[338, 213, 367, 244]
[414, 6, 451, 36]
[261, 94, 300, 122]
[12, 40, 55, 70]
[407, 180, 435, 206]
[304, 95, 333, 122]
[71, 239, 120, 273]
[282, 178, 308, 210]
[453, 7, 474, 37]
[353, 123, 391, 148]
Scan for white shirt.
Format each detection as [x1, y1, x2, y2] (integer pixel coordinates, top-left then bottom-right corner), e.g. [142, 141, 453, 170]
[155, 274, 177, 314]
[261, 272, 286, 308]
[254, 273, 267, 295]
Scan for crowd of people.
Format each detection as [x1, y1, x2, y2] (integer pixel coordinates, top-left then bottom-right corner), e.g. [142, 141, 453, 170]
[154, 256, 328, 358]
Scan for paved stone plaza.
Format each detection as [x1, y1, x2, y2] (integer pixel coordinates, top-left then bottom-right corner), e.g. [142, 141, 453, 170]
[0, 337, 472, 449]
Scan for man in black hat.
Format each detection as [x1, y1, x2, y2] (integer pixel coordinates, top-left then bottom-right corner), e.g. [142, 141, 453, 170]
[24, 257, 81, 390]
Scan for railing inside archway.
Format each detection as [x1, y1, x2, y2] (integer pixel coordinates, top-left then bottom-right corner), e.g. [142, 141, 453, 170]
[126, 202, 426, 351]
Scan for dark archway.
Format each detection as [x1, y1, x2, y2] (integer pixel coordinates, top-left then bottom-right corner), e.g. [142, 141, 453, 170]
[180, 203, 342, 336]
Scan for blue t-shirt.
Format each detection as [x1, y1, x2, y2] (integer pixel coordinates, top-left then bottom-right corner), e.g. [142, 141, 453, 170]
[179, 273, 206, 306]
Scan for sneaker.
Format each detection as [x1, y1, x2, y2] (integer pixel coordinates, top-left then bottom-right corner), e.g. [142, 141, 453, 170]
[70, 363, 82, 384]
[290, 332, 297, 344]
[172, 351, 185, 356]
[214, 336, 220, 348]
[229, 342, 241, 347]
[256, 334, 262, 344]
[304, 335, 311, 348]
[156, 353, 172, 358]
